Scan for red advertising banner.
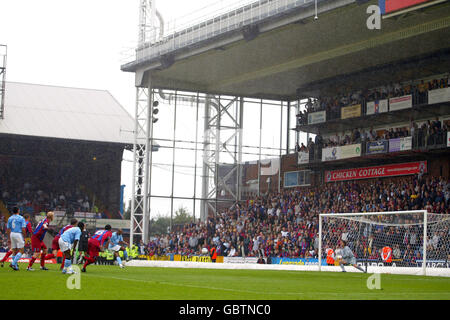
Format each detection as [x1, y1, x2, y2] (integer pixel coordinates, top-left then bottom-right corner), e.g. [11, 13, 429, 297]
[325, 161, 427, 183]
[379, 0, 432, 14]
[5, 258, 57, 264]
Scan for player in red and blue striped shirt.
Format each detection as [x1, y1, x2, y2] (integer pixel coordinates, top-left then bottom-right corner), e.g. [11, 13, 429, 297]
[27, 211, 54, 271]
[81, 224, 112, 272]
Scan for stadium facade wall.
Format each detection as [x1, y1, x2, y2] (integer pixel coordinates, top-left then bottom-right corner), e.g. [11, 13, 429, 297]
[241, 152, 449, 193]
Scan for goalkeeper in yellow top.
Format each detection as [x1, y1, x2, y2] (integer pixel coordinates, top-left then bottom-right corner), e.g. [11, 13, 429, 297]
[335, 240, 366, 273]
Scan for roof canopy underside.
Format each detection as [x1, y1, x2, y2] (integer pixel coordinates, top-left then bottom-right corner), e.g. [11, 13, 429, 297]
[124, 0, 450, 100]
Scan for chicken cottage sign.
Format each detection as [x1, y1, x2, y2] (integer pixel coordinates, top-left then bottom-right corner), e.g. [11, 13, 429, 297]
[325, 161, 427, 183]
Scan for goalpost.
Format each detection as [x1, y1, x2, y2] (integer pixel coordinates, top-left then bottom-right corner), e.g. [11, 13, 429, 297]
[318, 210, 450, 276]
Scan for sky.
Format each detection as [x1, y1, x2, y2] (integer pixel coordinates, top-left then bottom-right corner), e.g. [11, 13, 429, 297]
[0, 0, 303, 218]
[0, 0, 232, 114]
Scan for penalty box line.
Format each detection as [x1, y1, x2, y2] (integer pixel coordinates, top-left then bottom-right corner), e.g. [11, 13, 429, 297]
[80, 273, 445, 297]
[83, 273, 307, 297]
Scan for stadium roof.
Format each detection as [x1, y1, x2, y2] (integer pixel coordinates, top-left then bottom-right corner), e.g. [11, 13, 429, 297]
[122, 0, 450, 100]
[0, 82, 135, 145]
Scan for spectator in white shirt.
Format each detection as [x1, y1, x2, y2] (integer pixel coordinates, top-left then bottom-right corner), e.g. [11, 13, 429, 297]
[227, 245, 236, 257]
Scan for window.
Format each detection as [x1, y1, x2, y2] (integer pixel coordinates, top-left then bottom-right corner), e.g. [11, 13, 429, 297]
[283, 170, 312, 188]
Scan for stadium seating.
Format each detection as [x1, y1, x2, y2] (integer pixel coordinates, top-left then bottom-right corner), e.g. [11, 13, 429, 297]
[298, 75, 449, 126]
[0, 182, 93, 216]
[142, 174, 449, 263]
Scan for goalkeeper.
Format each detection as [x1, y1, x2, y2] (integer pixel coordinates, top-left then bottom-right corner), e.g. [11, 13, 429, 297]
[335, 240, 366, 273]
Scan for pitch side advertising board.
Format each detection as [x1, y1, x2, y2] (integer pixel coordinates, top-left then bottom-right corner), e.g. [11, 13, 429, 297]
[0, 254, 57, 264]
[416, 260, 450, 268]
[223, 257, 259, 264]
[325, 161, 427, 183]
[271, 257, 327, 266]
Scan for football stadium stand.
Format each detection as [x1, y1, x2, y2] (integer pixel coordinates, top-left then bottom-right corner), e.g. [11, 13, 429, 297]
[120, 0, 450, 271]
[0, 82, 135, 223]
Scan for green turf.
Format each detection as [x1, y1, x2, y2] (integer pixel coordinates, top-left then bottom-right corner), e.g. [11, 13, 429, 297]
[0, 263, 449, 299]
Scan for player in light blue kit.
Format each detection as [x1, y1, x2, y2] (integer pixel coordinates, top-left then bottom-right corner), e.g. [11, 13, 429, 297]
[6, 207, 27, 271]
[108, 229, 129, 268]
[59, 222, 84, 274]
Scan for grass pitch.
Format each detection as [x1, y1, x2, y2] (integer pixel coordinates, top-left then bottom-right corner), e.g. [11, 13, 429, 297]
[0, 262, 449, 300]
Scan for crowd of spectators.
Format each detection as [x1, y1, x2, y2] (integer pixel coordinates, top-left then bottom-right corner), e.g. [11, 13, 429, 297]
[316, 126, 413, 149]
[138, 173, 450, 264]
[0, 215, 8, 253]
[294, 118, 449, 160]
[296, 74, 450, 125]
[412, 118, 449, 148]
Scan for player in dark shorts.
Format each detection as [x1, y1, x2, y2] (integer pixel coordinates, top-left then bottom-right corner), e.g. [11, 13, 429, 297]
[76, 224, 89, 264]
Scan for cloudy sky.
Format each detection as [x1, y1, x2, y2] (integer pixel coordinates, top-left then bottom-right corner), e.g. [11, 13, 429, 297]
[0, 0, 234, 115]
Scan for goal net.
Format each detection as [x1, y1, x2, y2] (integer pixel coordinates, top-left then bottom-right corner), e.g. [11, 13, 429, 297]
[318, 210, 450, 275]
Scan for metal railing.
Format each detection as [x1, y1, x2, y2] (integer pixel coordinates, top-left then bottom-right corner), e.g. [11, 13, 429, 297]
[301, 131, 449, 163]
[130, 0, 321, 65]
[296, 89, 447, 127]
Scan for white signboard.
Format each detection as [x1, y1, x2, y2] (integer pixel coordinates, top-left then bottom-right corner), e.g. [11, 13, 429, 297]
[428, 87, 450, 105]
[366, 99, 388, 115]
[322, 144, 361, 161]
[400, 136, 412, 151]
[389, 95, 412, 111]
[223, 257, 259, 264]
[340, 144, 362, 159]
[322, 147, 339, 161]
[307, 111, 326, 125]
[298, 152, 309, 164]
[52, 210, 97, 218]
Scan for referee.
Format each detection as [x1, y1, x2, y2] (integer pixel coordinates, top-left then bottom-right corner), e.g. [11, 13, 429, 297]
[76, 224, 90, 264]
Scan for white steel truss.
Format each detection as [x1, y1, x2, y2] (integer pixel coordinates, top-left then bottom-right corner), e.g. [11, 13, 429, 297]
[130, 86, 154, 245]
[130, 0, 160, 245]
[0, 45, 7, 120]
[201, 95, 243, 220]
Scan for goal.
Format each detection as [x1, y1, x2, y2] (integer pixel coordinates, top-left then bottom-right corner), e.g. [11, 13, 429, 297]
[318, 210, 450, 275]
